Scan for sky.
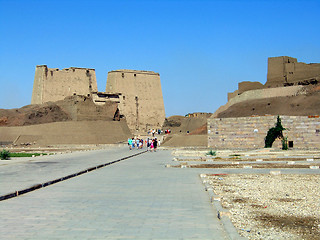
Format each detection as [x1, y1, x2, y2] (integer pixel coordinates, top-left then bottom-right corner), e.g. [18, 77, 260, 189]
[0, 0, 319, 117]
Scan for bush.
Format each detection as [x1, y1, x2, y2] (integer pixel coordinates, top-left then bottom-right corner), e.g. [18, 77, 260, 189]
[0, 149, 10, 160]
[9, 153, 47, 157]
[282, 137, 288, 150]
[207, 150, 216, 156]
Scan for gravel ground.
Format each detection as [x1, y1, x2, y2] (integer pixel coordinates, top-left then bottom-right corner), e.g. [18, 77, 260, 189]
[177, 157, 319, 162]
[206, 174, 320, 240]
[172, 162, 320, 168]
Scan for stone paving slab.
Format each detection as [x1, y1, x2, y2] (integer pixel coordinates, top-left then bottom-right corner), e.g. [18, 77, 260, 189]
[0, 149, 230, 239]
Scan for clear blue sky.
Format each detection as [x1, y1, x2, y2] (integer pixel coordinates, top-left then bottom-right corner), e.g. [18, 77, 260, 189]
[0, 0, 319, 117]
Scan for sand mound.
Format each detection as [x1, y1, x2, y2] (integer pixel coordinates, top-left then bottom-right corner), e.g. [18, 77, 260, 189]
[163, 115, 208, 134]
[189, 124, 207, 135]
[0, 104, 70, 127]
[162, 115, 209, 147]
[0, 121, 131, 146]
[0, 95, 129, 145]
[162, 135, 207, 147]
[0, 95, 118, 126]
[216, 90, 320, 118]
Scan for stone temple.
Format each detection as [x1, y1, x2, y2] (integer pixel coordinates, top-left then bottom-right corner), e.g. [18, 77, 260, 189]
[31, 65, 166, 133]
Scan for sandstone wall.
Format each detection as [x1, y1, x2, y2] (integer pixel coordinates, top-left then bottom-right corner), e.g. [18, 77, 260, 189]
[31, 65, 97, 104]
[208, 116, 320, 149]
[106, 70, 165, 132]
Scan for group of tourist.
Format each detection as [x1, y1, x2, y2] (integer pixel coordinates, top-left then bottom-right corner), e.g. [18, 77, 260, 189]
[147, 128, 171, 136]
[128, 138, 144, 150]
[127, 137, 160, 152]
[148, 129, 162, 137]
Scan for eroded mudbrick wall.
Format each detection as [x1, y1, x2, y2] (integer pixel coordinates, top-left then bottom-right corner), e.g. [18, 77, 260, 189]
[208, 116, 320, 149]
[266, 56, 320, 87]
[106, 70, 166, 132]
[238, 81, 264, 94]
[31, 65, 97, 104]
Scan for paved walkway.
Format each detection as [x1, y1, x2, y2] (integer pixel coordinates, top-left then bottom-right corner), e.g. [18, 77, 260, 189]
[0, 148, 229, 239]
[0, 146, 139, 196]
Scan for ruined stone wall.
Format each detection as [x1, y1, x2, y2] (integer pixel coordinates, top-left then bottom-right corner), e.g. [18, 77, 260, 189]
[208, 116, 320, 149]
[286, 62, 320, 84]
[238, 81, 264, 94]
[55, 95, 118, 121]
[266, 56, 320, 87]
[186, 112, 212, 118]
[106, 70, 165, 132]
[227, 90, 239, 101]
[31, 65, 97, 104]
[266, 56, 297, 87]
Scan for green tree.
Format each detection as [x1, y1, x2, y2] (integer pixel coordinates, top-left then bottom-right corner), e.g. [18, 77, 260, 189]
[265, 116, 286, 148]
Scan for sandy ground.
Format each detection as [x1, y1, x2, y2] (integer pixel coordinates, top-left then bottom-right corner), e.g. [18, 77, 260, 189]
[206, 174, 320, 240]
[172, 149, 320, 239]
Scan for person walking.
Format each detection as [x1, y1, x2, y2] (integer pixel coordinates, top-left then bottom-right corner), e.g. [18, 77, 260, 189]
[153, 138, 158, 152]
[150, 139, 154, 152]
[146, 138, 149, 151]
[140, 138, 143, 149]
[128, 138, 132, 150]
[131, 138, 135, 149]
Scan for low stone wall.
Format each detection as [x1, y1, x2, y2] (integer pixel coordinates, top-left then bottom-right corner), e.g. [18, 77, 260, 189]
[208, 116, 320, 149]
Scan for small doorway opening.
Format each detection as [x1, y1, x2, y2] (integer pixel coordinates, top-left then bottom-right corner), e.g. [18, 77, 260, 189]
[288, 141, 293, 148]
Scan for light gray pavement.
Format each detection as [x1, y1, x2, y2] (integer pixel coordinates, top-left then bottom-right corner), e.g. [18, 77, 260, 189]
[0, 146, 139, 196]
[0, 148, 230, 240]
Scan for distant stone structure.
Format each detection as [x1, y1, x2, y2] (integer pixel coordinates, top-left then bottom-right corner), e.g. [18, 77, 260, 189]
[227, 56, 320, 102]
[106, 70, 165, 132]
[209, 56, 320, 150]
[31, 65, 119, 105]
[213, 56, 320, 118]
[266, 56, 320, 87]
[227, 81, 264, 101]
[32, 65, 97, 104]
[31, 65, 165, 133]
[185, 112, 212, 118]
